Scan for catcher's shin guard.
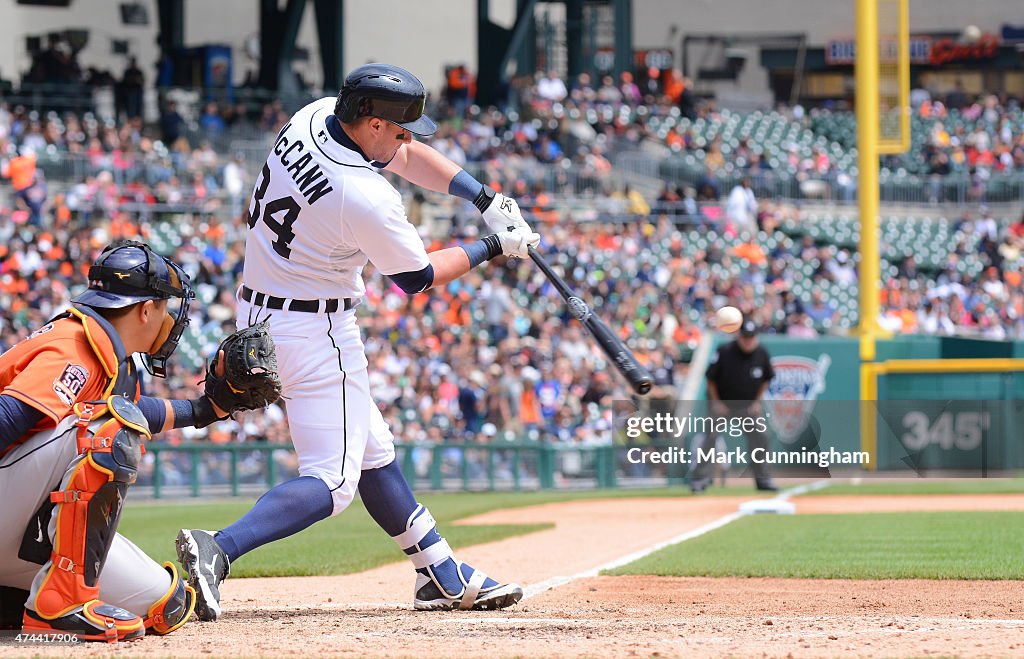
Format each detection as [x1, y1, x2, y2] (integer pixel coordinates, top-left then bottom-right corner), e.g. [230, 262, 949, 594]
[144, 562, 195, 635]
[27, 396, 148, 641]
[23, 600, 144, 642]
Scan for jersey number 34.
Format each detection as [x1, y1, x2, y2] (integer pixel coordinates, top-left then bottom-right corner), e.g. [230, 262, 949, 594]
[246, 162, 300, 259]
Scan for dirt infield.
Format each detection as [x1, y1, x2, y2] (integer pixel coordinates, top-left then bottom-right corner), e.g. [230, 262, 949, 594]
[6, 491, 1023, 657]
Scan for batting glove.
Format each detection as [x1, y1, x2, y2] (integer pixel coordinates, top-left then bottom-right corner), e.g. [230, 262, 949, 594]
[495, 230, 541, 258]
[477, 189, 534, 235]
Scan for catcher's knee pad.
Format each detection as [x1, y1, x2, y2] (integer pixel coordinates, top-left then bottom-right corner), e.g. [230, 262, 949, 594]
[144, 562, 195, 635]
[33, 396, 148, 621]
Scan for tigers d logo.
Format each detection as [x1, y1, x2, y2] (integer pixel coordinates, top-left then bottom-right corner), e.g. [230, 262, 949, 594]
[763, 355, 831, 443]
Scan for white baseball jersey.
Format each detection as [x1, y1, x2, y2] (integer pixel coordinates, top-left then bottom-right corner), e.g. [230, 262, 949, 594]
[242, 97, 429, 300]
[238, 98, 430, 516]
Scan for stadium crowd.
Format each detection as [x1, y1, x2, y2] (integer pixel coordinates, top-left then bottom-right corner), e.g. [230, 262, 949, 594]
[1, 67, 1023, 451]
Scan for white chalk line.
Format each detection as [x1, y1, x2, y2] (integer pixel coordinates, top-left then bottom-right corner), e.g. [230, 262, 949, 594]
[432, 615, 1024, 630]
[245, 480, 833, 614]
[777, 478, 833, 500]
[521, 479, 832, 602]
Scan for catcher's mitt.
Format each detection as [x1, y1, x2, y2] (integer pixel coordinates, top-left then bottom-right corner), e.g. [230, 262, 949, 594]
[204, 320, 282, 414]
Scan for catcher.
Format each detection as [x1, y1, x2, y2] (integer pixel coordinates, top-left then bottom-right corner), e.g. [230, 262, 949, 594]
[0, 240, 281, 642]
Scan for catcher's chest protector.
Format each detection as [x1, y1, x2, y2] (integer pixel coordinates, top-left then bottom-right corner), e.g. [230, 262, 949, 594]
[29, 396, 147, 623]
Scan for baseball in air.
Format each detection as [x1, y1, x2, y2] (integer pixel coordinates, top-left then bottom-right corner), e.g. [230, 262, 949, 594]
[962, 25, 982, 44]
[715, 306, 743, 333]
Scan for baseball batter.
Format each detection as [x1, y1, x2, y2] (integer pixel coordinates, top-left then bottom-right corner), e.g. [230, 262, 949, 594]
[177, 63, 539, 618]
[0, 241, 275, 641]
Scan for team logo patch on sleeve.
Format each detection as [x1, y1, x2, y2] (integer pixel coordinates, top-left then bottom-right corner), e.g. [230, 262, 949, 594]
[53, 364, 89, 407]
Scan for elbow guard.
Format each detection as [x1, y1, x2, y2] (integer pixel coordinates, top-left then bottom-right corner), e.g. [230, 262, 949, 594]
[388, 264, 435, 294]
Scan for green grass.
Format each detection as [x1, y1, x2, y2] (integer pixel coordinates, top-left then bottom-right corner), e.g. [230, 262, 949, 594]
[821, 479, 1024, 496]
[607, 512, 1024, 580]
[121, 487, 717, 577]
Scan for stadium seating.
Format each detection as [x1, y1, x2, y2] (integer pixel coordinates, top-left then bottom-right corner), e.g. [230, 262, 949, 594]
[652, 105, 1024, 204]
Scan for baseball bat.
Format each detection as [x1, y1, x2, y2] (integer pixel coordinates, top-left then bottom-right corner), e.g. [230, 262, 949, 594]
[527, 246, 654, 395]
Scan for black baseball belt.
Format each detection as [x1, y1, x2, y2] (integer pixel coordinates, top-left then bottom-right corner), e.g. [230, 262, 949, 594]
[240, 285, 354, 313]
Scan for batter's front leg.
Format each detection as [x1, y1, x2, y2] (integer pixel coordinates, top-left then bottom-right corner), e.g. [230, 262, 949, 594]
[359, 399, 523, 611]
[177, 475, 335, 621]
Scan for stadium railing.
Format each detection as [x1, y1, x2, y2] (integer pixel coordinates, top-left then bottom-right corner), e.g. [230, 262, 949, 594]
[1, 81, 317, 116]
[618, 152, 1024, 207]
[136, 441, 664, 499]
[29, 139, 1021, 209]
[1, 82, 96, 114]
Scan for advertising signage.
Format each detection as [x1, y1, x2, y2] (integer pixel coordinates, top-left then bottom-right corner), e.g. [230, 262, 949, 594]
[825, 33, 1000, 66]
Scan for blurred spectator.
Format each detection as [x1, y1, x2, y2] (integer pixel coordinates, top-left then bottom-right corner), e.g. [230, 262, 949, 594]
[199, 102, 226, 137]
[677, 75, 698, 120]
[619, 72, 642, 105]
[17, 170, 48, 227]
[804, 291, 837, 326]
[445, 64, 473, 115]
[725, 177, 757, 231]
[160, 100, 185, 145]
[119, 57, 145, 120]
[536, 71, 567, 103]
[946, 80, 969, 110]
[786, 312, 818, 338]
[222, 152, 247, 218]
[596, 75, 622, 104]
[3, 147, 37, 195]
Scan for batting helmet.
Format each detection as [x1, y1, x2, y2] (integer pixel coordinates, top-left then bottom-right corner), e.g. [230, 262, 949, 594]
[334, 63, 438, 136]
[72, 241, 194, 378]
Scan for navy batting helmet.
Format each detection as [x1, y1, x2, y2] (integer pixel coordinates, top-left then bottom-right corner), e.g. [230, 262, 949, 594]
[72, 241, 194, 378]
[334, 63, 438, 136]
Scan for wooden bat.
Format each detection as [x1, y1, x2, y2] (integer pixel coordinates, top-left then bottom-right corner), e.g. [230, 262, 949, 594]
[527, 246, 653, 395]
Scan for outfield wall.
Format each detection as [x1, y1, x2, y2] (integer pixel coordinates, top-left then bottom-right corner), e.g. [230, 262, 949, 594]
[132, 334, 1024, 499]
[750, 334, 1024, 473]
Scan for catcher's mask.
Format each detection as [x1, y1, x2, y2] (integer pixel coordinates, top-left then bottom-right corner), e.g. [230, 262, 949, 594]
[72, 240, 195, 378]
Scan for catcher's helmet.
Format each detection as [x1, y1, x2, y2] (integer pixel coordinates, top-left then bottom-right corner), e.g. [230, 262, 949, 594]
[72, 241, 194, 378]
[334, 63, 438, 136]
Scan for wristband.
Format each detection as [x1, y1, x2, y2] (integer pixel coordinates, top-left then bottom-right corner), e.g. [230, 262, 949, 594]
[449, 169, 486, 203]
[481, 234, 503, 259]
[191, 396, 227, 429]
[170, 398, 194, 429]
[461, 236, 504, 267]
[473, 185, 496, 213]
[460, 241, 489, 268]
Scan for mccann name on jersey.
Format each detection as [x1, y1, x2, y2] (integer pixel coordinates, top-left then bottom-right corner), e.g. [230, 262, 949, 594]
[272, 123, 334, 206]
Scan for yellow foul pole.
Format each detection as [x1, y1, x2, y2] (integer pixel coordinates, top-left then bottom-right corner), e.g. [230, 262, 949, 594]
[857, 0, 881, 466]
[856, 0, 881, 364]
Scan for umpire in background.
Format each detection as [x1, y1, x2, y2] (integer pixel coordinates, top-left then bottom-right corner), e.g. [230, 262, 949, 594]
[689, 319, 777, 493]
